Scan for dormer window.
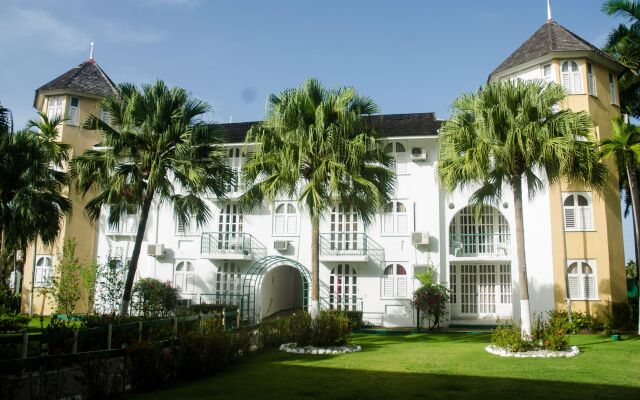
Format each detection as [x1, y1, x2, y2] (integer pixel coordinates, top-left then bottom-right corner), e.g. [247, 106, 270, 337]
[68, 97, 80, 125]
[46, 96, 64, 120]
[587, 63, 596, 96]
[561, 61, 582, 94]
[542, 64, 553, 82]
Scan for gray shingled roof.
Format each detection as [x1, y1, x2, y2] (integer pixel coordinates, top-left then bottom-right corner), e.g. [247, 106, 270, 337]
[490, 20, 624, 78]
[36, 60, 117, 98]
[219, 113, 441, 143]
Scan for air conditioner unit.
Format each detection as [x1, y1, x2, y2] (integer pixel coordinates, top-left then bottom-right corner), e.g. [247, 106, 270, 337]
[147, 244, 165, 257]
[274, 240, 288, 251]
[410, 147, 427, 161]
[411, 231, 430, 245]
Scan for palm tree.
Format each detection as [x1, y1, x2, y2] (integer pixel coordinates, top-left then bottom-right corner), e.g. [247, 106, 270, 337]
[603, 0, 640, 118]
[240, 78, 395, 318]
[600, 117, 640, 334]
[0, 112, 70, 284]
[0, 103, 12, 134]
[438, 80, 607, 336]
[71, 80, 233, 317]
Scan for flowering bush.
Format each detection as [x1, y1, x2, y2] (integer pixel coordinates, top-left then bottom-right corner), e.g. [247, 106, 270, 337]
[131, 278, 178, 317]
[412, 282, 450, 330]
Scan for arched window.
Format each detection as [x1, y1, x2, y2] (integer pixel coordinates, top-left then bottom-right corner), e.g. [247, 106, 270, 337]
[567, 261, 597, 300]
[384, 141, 408, 174]
[561, 61, 582, 94]
[34, 255, 53, 287]
[274, 202, 298, 235]
[382, 263, 408, 298]
[174, 261, 195, 293]
[216, 261, 242, 305]
[449, 205, 510, 257]
[330, 264, 358, 310]
[563, 193, 593, 230]
[382, 201, 408, 235]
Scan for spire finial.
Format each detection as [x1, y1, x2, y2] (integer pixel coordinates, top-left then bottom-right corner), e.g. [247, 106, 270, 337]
[547, 0, 553, 21]
[89, 42, 95, 60]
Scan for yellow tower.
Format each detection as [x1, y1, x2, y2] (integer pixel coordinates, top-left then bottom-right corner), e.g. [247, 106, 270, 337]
[488, 18, 628, 315]
[21, 55, 116, 315]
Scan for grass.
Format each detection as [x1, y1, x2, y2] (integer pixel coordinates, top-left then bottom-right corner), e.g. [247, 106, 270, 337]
[129, 332, 640, 400]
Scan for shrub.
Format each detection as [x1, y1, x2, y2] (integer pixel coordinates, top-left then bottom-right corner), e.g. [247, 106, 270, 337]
[131, 278, 178, 317]
[603, 301, 639, 334]
[189, 303, 238, 314]
[547, 309, 603, 334]
[0, 287, 21, 314]
[76, 355, 126, 400]
[0, 313, 29, 333]
[259, 311, 352, 348]
[311, 311, 351, 346]
[412, 282, 450, 330]
[125, 340, 176, 391]
[492, 322, 532, 352]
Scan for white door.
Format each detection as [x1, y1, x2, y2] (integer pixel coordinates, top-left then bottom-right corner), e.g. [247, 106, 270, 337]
[330, 205, 359, 252]
[450, 263, 511, 319]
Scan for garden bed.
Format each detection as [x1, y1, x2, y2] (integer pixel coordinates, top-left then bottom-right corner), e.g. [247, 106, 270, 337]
[279, 342, 361, 354]
[485, 345, 580, 358]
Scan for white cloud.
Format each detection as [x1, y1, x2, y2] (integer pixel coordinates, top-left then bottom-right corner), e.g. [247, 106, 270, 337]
[0, 7, 90, 54]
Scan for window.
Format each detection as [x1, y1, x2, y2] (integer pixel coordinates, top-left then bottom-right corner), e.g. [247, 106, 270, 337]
[384, 141, 408, 174]
[449, 205, 510, 257]
[273, 202, 298, 235]
[329, 264, 358, 310]
[567, 260, 597, 300]
[34, 255, 53, 287]
[609, 73, 618, 105]
[174, 261, 195, 293]
[382, 201, 408, 235]
[100, 108, 111, 125]
[176, 218, 198, 235]
[217, 203, 243, 250]
[563, 193, 593, 230]
[216, 261, 242, 305]
[587, 63, 596, 96]
[227, 147, 245, 192]
[542, 64, 553, 82]
[382, 263, 408, 298]
[330, 204, 359, 252]
[561, 61, 583, 94]
[46, 96, 64, 120]
[68, 97, 80, 125]
[107, 207, 139, 235]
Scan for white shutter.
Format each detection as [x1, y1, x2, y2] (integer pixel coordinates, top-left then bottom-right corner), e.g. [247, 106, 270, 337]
[561, 72, 571, 92]
[383, 213, 394, 234]
[383, 277, 394, 297]
[396, 153, 408, 174]
[274, 215, 285, 234]
[286, 215, 297, 234]
[397, 214, 408, 234]
[567, 275, 581, 299]
[396, 277, 407, 297]
[175, 273, 184, 292]
[578, 207, 592, 230]
[34, 267, 43, 286]
[185, 273, 195, 293]
[572, 71, 582, 93]
[564, 208, 576, 229]
[584, 275, 595, 299]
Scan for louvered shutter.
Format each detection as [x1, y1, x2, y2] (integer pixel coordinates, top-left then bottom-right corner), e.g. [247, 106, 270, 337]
[185, 273, 195, 293]
[564, 208, 576, 229]
[561, 72, 571, 91]
[175, 272, 184, 292]
[584, 275, 595, 299]
[383, 277, 394, 297]
[578, 207, 592, 230]
[396, 277, 407, 297]
[34, 267, 43, 286]
[274, 215, 285, 234]
[567, 275, 581, 299]
[397, 214, 408, 234]
[383, 213, 394, 234]
[396, 153, 408, 174]
[572, 71, 583, 93]
[286, 215, 297, 234]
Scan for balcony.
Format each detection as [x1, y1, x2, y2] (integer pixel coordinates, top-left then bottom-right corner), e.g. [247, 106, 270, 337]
[449, 233, 511, 258]
[319, 233, 384, 263]
[200, 232, 266, 260]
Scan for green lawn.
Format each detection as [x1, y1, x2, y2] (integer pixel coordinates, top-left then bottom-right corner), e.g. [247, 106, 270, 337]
[130, 333, 640, 400]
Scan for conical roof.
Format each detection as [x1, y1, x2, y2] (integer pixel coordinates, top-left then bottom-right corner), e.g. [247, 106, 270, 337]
[36, 59, 117, 98]
[490, 20, 624, 79]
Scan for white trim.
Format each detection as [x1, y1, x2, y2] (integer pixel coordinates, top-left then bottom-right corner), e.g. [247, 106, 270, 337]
[566, 259, 598, 300]
[562, 192, 594, 231]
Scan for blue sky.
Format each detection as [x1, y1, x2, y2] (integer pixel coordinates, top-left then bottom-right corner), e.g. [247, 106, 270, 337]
[0, 0, 635, 262]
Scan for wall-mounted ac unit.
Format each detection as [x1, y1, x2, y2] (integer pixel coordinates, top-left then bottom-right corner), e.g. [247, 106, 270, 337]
[147, 244, 165, 257]
[411, 147, 427, 161]
[274, 240, 288, 251]
[411, 231, 430, 245]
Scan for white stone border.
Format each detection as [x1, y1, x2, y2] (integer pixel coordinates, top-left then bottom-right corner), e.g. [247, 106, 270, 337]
[485, 345, 580, 358]
[279, 342, 362, 355]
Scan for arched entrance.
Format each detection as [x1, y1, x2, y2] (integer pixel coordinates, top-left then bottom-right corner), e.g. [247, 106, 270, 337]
[241, 256, 309, 324]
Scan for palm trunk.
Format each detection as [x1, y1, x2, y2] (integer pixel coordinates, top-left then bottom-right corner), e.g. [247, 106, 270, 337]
[625, 160, 640, 335]
[119, 192, 154, 318]
[310, 217, 320, 318]
[0, 229, 5, 286]
[512, 175, 532, 336]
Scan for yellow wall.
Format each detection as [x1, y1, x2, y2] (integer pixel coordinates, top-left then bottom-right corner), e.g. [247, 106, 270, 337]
[21, 94, 103, 315]
[548, 58, 627, 315]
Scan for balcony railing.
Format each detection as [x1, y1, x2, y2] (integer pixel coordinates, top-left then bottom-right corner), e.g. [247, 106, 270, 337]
[449, 233, 511, 257]
[319, 232, 384, 263]
[321, 296, 363, 312]
[200, 232, 266, 260]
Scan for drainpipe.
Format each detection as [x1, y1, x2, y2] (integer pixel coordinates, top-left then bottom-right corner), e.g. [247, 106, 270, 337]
[559, 190, 571, 323]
